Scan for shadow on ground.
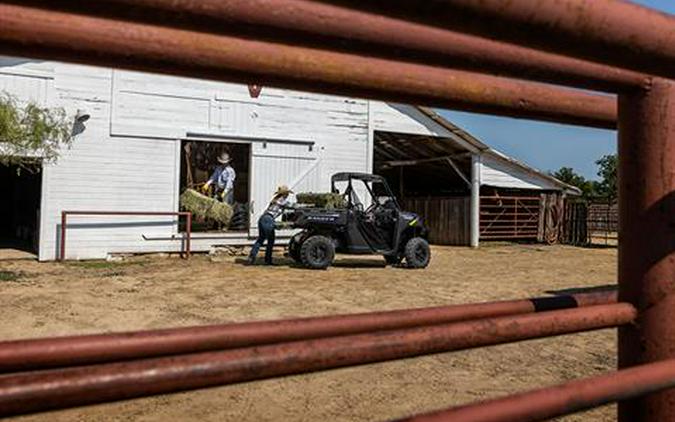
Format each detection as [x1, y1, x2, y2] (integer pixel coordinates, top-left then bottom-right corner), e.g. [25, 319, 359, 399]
[546, 284, 617, 296]
[233, 257, 388, 269]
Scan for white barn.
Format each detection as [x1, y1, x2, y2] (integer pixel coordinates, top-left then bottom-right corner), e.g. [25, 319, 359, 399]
[0, 57, 578, 261]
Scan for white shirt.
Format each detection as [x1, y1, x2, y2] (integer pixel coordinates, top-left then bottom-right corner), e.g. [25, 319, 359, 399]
[265, 196, 294, 219]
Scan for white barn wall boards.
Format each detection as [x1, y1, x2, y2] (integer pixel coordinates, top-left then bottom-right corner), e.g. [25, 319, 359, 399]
[0, 58, 579, 261]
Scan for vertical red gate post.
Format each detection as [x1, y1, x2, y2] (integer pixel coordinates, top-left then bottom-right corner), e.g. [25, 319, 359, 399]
[618, 78, 675, 421]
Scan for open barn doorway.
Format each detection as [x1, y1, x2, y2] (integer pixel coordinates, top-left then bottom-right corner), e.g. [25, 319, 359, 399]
[0, 164, 42, 253]
[373, 131, 472, 245]
[180, 140, 250, 232]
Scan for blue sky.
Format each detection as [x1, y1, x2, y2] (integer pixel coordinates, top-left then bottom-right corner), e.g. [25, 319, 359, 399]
[437, 0, 675, 180]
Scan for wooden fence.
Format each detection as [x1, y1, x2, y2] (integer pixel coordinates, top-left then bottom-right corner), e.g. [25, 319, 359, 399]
[561, 200, 618, 246]
[562, 201, 590, 245]
[401, 197, 470, 245]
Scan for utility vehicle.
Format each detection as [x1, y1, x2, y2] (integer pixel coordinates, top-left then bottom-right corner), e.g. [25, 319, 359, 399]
[284, 173, 430, 269]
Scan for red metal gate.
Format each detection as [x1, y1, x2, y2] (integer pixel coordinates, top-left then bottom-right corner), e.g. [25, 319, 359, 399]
[480, 195, 541, 240]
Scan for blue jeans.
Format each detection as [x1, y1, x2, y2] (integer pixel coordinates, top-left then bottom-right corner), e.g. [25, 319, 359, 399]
[249, 214, 275, 264]
[213, 188, 234, 205]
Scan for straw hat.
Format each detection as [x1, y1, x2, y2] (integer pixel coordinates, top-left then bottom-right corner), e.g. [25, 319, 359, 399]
[217, 152, 231, 164]
[274, 185, 293, 196]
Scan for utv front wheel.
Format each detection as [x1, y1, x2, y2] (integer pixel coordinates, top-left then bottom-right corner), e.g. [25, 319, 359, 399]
[404, 237, 430, 269]
[384, 254, 403, 266]
[288, 236, 302, 263]
[300, 235, 335, 269]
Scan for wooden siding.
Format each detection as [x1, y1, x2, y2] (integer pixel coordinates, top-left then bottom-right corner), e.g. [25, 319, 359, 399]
[1, 57, 573, 259]
[562, 201, 590, 246]
[481, 153, 563, 191]
[250, 142, 320, 228]
[1, 60, 372, 259]
[41, 64, 181, 260]
[370, 102, 478, 152]
[110, 69, 369, 192]
[401, 197, 470, 245]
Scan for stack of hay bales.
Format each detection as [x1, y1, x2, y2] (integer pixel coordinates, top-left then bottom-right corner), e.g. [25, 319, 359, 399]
[296, 192, 346, 209]
[180, 189, 233, 226]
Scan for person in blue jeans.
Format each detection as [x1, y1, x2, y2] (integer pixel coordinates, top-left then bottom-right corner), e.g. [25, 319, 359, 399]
[247, 185, 294, 265]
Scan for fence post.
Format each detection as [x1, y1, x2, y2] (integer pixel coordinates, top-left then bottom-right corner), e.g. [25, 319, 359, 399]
[618, 78, 675, 421]
[59, 212, 66, 262]
[470, 154, 480, 248]
[185, 212, 192, 259]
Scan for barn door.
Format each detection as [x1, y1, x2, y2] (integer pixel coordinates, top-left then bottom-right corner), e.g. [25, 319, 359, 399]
[249, 142, 320, 236]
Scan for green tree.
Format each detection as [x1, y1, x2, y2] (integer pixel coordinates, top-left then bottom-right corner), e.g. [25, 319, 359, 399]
[551, 166, 595, 198]
[595, 154, 617, 200]
[0, 93, 73, 171]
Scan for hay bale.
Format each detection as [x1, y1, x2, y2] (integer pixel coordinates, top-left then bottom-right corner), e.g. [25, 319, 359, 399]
[180, 189, 233, 226]
[296, 192, 346, 209]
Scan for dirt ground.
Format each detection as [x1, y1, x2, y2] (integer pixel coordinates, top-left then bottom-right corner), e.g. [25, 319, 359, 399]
[0, 244, 617, 421]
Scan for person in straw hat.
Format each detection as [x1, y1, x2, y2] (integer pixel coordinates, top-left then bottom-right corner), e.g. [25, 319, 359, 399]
[201, 151, 236, 205]
[247, 185, 295, 265]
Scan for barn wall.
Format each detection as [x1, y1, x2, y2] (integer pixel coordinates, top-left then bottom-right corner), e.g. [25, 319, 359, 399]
[41, 65, 181, 260]
[109, 70, 369, 231]
[370, 102, 479, 152]
[0, 59, 371, 260]
[111, 70, 369, 191]
[1, 57, 570, 259]
[0, 58, 54, 104]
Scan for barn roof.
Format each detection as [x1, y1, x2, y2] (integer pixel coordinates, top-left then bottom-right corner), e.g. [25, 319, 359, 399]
[413, 107, 582, 195]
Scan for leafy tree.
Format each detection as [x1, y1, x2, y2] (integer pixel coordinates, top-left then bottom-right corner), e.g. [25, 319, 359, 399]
[0, 93, 73, 171]
[594, 154, 617, 201]
[551, 166, 595, 198]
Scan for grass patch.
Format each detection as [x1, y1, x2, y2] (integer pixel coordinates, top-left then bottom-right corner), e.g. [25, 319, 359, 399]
[0, 270, 22, 282]
[67, 260, 144, 270]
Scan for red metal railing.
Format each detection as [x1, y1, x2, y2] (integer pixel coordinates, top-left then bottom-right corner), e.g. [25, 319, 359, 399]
[0, 3, 617, 129]
[1, 0, 674, 420]
[0, 290, 616, 373]
[397, 357, 675, 422]
[0, 302, 634, 417]
[60, 211, 192, 261]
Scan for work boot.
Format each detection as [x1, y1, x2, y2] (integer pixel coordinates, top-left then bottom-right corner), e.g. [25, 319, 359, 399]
[245, 256, 255, 266]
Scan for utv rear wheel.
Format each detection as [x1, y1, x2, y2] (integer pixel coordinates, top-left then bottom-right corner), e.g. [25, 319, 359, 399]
[404, 237, 430, 269]
[300, 235, 335, 269]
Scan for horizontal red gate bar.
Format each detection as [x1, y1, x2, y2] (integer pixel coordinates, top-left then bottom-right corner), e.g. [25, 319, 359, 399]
[0, 3, 617, 128]
[396, 356, 675, 422]
[0, 303, 635, 417]
[0, 290, 616, 373]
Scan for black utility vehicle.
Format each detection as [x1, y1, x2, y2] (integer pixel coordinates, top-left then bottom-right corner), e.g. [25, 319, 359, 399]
[285, 173, 430, 269]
